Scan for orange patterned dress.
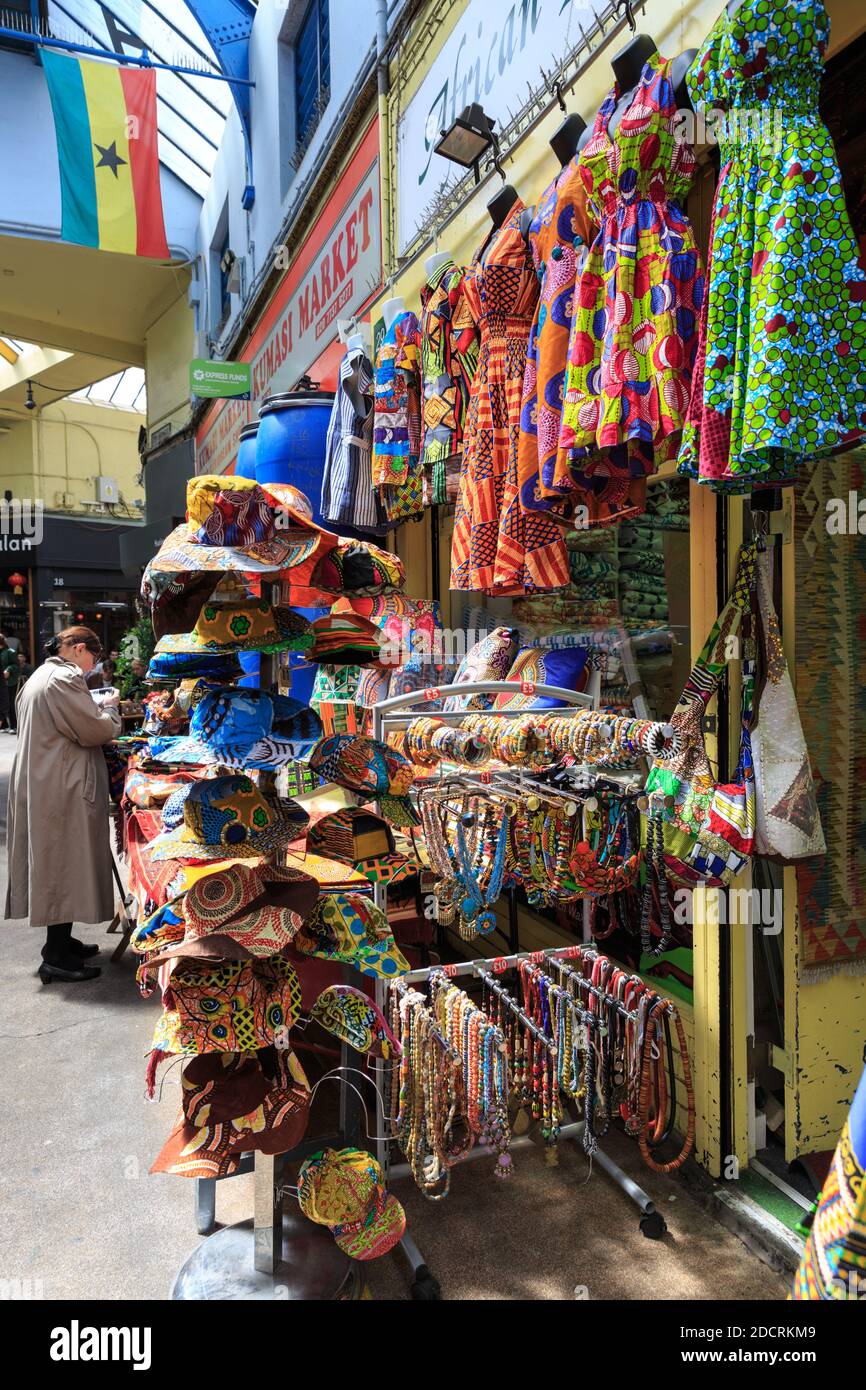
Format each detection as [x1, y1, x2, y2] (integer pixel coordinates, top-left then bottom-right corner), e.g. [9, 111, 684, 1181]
[450, 200, 540, 595]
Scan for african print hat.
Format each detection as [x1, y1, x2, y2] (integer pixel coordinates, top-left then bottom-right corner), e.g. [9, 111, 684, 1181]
[154, 600, 313, 656]
[151, 1049, 310, 1180]
[310, 985, 401, 1060]
[291, 891, 409, 980]
[297, 1147, 406, 1261]
[493, 645, 590, 709]
[149, 690, 322, 770]
[140, 862, 318, 969]
[306, 808, 420, 886]
[147, 774, 309, 862]
[308, 539, 405, 597]
[258, 481, 314, 520]
[149, 954, 303, 1067]
[308, 734, 418, 828]
[304, 612, 386, 667]
[442, 626, 521, 711]
[145, 649, 243, 686]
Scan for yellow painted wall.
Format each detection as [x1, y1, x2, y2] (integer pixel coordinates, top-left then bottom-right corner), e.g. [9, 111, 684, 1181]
[0, 399, 144, 520]
[144, 293, 195, 444]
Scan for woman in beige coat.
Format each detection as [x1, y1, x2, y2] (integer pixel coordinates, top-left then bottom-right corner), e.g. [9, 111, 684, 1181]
[5, 626, 121, 983]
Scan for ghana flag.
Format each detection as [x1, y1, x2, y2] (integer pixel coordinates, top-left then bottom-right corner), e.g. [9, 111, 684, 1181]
[43, 50, 170, 259]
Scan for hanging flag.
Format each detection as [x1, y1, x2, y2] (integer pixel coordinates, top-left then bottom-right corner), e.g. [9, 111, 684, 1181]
[42, 50, 170, 259]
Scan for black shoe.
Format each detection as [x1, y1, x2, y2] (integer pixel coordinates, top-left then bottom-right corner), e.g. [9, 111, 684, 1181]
[38, 959, 102, 984]
[69, 937, 101, 959]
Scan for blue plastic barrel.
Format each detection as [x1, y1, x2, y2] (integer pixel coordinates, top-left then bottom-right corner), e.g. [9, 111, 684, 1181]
[235, 421, 258, 479]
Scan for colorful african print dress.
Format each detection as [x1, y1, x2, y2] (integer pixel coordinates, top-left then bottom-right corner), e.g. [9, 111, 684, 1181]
[793, 1059, 866, 1299]
[450, 200, 540, 594]
[679, 0, 866, 491]
[372, 310, 424, 522]
[558, 52, 703, 519]
[498, 159, 595, 591]
[417, 258, 478, 504]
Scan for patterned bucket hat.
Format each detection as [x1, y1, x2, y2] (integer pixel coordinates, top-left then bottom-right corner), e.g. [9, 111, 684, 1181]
[151, 1048, 310, 1180]
[169, 476, 322, 571]
[145, 650, 243, 686]
[306, 808, 420, 886]
[259, 480, 314, 520]
[310, 985, 402, 1060]
[291, 892, 409, 980]
[150, 690, 322, 770]
[154, 600, 312, 656]
[297, 1148, 406, 1261]
[308, 735, 418, 828]
[147, 774, 309, 862]
[149, 954, 303, 1064]
[140, 862, 318, 970]
[305, 612, 386, 666]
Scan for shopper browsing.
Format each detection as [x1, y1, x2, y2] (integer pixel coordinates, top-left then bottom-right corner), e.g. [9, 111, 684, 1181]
[4, 626, 122, 983]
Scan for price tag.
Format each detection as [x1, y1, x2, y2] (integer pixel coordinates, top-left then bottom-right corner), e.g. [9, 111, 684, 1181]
[423, 687, 441, 702]
[491, 956, 508, 974]
[562, 945, 582, 960]
[478, 771, 492, 784]
[528, 950, 545, 964]
[520, 681, 536, 695]
[443, 962, 460, 978]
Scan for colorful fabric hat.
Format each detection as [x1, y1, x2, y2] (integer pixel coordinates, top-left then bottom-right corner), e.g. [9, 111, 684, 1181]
[310, 985, 401, 1060]
[145, 649, 243, 686]
[259, 481, 314, 520]
[140, 862, 319, 970]
[291, 891, 409, 979]
[150, 691, 322, 770]
[493, 645, 591, 710]
[309, 540, 405, 598]
[443, 627, 521, 712]
[305, 612, 386, 666]
[151, 1048, 311, 1179]
[154, 600, 312, 656]
[149, 954, 303, 1065]
[332, 595, 443, 663]
[306, 808, 419, 886]
[185, 475, 322, 570]
[123, 767, 199, 810]
[148, 774, 308, 862]
[297, 1147, 406, 1260]
[308, 734, 418, 828]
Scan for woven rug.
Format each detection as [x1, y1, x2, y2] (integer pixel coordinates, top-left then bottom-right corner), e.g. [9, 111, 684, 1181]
[794, 447, 866, 980]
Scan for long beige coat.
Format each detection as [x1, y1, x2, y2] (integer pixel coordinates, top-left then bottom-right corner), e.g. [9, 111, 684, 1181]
[5, 657, 121, 928]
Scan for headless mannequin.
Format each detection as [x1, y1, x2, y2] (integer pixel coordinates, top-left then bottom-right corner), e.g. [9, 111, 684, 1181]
[483, 184, 533, 262]
[549, 111, 587, 168]
[425, 250, 453, 278]
[382, 296, 406, 331]
[577, 34, 698, 153]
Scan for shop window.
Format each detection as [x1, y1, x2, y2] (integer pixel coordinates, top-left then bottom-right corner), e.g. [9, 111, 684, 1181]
[209, 201, 232, 336]
[294, 0, 330, 159]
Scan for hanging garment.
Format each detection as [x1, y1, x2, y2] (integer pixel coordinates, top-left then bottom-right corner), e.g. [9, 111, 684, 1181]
[558, 53, 703, 514]
[678, 0, 866, 491]
[517, 160, 596, 509]
[321, 349, 388, 534]
[490, 162, 593, 592]
[372, 310, 424, 522]
[450, 200, 540, 594]
[417, 258, 479, 504]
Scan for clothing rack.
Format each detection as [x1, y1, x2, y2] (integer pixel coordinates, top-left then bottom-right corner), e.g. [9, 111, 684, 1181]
[366, 682, 670, 1295]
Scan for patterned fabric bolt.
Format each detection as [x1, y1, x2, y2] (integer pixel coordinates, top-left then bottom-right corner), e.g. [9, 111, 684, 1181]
[559, 52, 703, 519]
[450, 199, 540, 594]
[678, 0, 866, 490]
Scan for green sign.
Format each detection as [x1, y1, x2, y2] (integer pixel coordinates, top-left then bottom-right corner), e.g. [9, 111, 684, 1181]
[190, 359, 251, 399]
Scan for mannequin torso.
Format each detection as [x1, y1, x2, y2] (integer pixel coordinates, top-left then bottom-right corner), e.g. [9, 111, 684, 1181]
[549, 111, 587, 167]
[424, 250, 453, 277]
[579, 34, 697, 150]
[382, 296, 406, 331]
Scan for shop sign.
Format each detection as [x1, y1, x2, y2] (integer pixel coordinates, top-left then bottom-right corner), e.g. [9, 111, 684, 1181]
[196, 160, 380, 476]
[397, 0, 595, 249]
[189, 360, 252, 400]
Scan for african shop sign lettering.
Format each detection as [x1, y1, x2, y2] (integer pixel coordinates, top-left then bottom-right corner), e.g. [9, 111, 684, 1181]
[398, 0, 594, 249]
[250, 168, 379, 400]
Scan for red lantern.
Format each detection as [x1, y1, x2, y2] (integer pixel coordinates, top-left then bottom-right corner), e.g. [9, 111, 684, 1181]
[8, 572, 26, 596]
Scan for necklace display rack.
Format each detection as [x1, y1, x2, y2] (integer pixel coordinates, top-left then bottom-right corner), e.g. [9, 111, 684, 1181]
[363, 682, 672, 1298]
[172, 591, 371, 1301]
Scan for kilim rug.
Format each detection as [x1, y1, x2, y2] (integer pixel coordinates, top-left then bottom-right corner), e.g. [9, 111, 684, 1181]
[794, 447, 866, 980]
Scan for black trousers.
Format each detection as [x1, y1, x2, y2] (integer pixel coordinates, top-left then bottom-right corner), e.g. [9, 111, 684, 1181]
[42, 923, 73, 963]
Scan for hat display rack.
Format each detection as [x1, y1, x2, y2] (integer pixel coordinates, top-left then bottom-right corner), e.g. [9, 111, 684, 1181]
[360, 681, 684, 1295]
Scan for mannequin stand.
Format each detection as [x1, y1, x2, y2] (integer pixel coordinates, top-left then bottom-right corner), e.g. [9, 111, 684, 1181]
[171, 1209, 365, 1300]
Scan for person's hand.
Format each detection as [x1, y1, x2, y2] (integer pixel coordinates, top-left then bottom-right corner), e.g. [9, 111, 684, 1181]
[101, 691, 120, 710]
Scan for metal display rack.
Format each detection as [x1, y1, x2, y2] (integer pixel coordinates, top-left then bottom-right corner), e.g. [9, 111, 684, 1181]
[367, 680, 668, 1298]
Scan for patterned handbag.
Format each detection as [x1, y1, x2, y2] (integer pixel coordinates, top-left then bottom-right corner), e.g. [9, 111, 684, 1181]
[644, 543, 758, 886]
[751, 548, 825, 860]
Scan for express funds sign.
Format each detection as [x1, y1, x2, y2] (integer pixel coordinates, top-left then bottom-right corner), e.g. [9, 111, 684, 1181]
[190, 360, 252, 400]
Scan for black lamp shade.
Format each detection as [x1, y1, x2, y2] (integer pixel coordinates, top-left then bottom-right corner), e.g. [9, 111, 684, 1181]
[434, 103, 495, 168]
